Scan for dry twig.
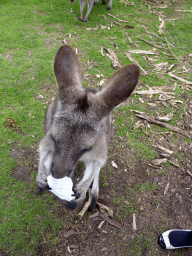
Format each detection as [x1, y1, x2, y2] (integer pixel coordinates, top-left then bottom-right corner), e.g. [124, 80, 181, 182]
[134, 112, 190, 138]
[78, 189, 92, 219]
[100, 213, 121, 229]
[108, 13, 128, 23]
[168, 72, 192, 85]
[137, 36, 167, 50]
[124, 52, 147, 75]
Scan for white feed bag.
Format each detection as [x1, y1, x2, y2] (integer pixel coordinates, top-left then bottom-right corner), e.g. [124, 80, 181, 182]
[47, 175, 76, 201]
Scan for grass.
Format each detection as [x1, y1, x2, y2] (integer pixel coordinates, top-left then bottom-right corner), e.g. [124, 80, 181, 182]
[0, 0, 191, 254]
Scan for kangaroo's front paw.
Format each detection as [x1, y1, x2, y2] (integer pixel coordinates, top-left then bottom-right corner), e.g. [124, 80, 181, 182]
[36, 174, 48, 189]
[64, 192, 86, 209]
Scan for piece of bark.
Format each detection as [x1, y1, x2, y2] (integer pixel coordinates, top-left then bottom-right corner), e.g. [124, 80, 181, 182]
[135, 113, 190, 138]
[98, 220, 105, 229]
[104, 48, 122, 69]
[64, 230, 77, 238]
[89, 211, 100, 218]
[168, 160, 180, 168]
[100, 213, 121, 229]
[156, 144, 173, 155]
[164, 183, 170, 195]
[151, 158, 167, 166]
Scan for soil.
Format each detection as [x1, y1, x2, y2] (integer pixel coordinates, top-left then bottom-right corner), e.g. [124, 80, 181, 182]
[9, 127, 192, 256]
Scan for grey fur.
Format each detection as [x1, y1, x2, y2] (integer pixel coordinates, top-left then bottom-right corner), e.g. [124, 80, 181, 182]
[36, 45, 139, 208]
[71, 0, 113, 22]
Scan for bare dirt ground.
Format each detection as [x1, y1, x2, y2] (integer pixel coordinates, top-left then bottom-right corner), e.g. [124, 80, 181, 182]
[10, 123, 192, 256]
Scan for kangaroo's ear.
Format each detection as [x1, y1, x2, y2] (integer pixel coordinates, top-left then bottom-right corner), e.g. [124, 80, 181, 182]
[91, 64, 139, 119]
[54, 45, 83, 90]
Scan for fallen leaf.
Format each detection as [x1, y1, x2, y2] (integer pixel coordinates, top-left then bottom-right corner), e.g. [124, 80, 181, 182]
[36, 94, 44, 99]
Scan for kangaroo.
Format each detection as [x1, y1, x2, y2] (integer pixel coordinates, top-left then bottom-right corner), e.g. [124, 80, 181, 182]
[71, 0, 113, 22]
[36, 44, 139, 209]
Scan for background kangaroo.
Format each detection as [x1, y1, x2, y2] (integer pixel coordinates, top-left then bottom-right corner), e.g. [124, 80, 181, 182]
[71, 0, 113, 22]
[36, 44, 140, 209]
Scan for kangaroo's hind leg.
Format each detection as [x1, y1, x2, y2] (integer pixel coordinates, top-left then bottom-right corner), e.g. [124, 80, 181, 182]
[79, 0, 85, 21]
[83, 0, 94, 22]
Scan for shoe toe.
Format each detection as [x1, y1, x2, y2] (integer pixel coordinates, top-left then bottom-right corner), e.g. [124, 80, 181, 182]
[158, 235, 166, 248]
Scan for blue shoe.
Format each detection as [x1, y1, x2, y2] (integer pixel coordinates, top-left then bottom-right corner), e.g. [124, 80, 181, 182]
[158, 229, 192, 249]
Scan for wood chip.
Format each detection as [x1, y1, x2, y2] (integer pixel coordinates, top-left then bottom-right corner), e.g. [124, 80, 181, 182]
[168, 160, 180, 168]
[156, 145, 173, 155]
[64, 230, 76, 238]
[98, 220, 105, 229]
[133, 120, 143, 130]
[100, 213, 121, 229]
[164, 183, 170, 195]
[133, 213, 136, 230]
[111, 161, 118, 168]
[187, 170, 192, 177]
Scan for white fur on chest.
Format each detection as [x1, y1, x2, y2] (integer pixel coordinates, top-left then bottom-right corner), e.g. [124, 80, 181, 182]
[47, 175, 75, 201]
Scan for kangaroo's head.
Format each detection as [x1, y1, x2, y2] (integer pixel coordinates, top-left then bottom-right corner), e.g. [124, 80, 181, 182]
[45, 45, 139, 179]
